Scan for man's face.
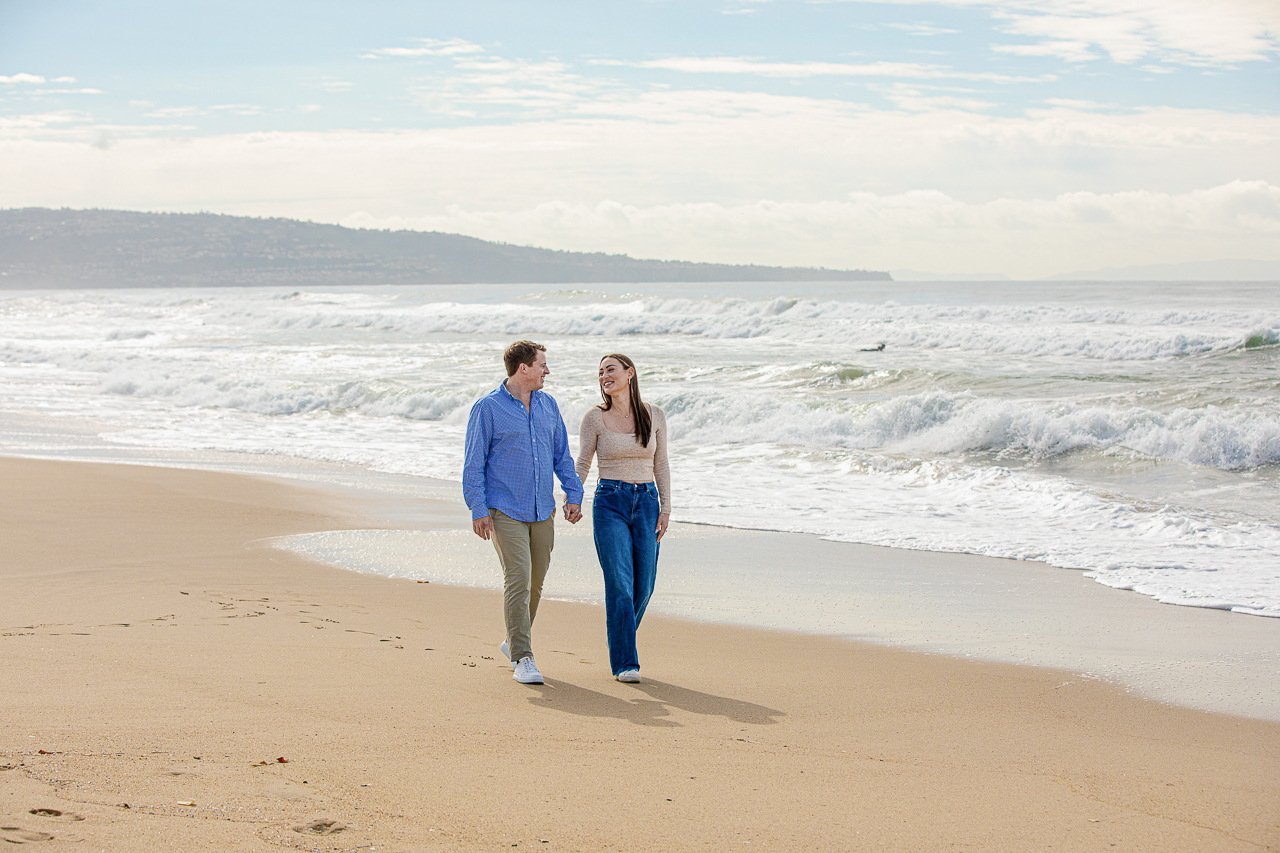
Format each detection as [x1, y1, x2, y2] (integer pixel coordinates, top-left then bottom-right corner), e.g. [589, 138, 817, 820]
[524, 350, 550, 389]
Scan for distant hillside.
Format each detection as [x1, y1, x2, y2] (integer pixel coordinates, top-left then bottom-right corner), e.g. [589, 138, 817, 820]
[0, 208, 890, 288]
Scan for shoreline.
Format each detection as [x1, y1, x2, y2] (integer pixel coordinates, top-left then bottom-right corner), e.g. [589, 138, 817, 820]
[283, 521, 1280, 722]
[1, 402, 1275, 623]
[2, 441, 1278, 722]
[263, 466, 1280, 723]
[1, 456, 1278, 851]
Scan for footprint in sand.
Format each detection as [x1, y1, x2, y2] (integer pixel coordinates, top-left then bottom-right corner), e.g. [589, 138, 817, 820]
[28, 809, 83, 822]
[0, 826, 55, 843]
[294, 818, 346, 835]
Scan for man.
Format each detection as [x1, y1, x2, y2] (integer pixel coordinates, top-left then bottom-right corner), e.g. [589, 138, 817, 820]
[463, 340, 584, 685]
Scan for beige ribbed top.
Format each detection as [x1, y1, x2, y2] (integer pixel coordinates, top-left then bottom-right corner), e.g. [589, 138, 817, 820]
[576, 404, 671, 514]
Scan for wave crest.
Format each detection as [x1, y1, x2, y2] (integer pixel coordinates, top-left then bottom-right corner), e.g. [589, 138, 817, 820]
[668, 389, 1280, 470]
[169, 293, 1280, 361]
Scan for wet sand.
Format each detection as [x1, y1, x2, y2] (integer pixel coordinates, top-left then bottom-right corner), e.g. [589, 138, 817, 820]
[1, 457, 1277, 851]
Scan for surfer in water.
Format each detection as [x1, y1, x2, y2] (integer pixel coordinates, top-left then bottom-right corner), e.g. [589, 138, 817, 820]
[861, 343, 886, 352]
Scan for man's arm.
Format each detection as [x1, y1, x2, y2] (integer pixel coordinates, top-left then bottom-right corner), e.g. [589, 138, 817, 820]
[550, 401, 584, 523]
[462, 400, 494, 537]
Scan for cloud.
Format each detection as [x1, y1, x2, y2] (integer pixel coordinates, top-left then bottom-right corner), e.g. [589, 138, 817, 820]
[4, 97, 1275, 195]
[353, 38, 616, 119]
[91, 129, 117, 150]
[0, 110, 87, 132]
[1, 78, 1275, 277]
[336, 180, 1280, 277]
[142, 103, 262, 118]
[1042, 97, 1116, 109]
[597, 56, 1045, 84]
[885, 22, 961, 36]
[143, 106, 204, 118]
[993, 38, 1099, 62]
[363, 37, 485, 59]
[0, 6, 1272, 279]
[32, 88, 103, 95]
[209, 104, 263, 115]
[875, 82, 998, 112]
[995, 8, 1164, 63]
[928, 0, 1280, 65]
[367, 47, 436, 57]
[406, 54, 614, 118]
[1016, 0, 1278, 65]
[811, 0, 1277, 66]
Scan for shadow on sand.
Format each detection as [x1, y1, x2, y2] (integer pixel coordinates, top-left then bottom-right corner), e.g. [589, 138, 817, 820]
[526, 678, 785, 728]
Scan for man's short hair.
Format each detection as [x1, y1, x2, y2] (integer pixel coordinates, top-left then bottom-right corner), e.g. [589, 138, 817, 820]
[504, 340, 546, 376]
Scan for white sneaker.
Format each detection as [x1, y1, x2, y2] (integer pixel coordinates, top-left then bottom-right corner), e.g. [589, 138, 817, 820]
[513, 656, 543, 684]
[500, 640, 511, 667]
[616, 669, 641, 683]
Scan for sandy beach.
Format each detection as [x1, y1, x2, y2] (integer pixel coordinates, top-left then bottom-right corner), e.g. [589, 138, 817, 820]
[2, 456, 1278, 852]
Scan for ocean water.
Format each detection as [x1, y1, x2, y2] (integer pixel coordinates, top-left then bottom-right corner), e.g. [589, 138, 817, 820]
[0, 280, 1277, 621]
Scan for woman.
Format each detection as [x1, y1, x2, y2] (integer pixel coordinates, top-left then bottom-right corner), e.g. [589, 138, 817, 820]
[576, 353, 671, 683]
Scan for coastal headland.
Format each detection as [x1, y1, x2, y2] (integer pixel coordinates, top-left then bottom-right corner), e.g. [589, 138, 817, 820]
[0, 208, 891, 288]
[1, 456, 1276, 851]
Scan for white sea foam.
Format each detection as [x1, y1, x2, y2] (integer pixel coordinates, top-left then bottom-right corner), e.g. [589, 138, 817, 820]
[41, 361, 1276, 473]
[192, 294, 1279, 360]
[0, 282, 1277, 620]
[4, 327, 1277, 474]
[673, 446, 1280, 616]
[665, 389, 1280, 470]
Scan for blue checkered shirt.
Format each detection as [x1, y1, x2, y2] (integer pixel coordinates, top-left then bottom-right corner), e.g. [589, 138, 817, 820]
[463, 383, 584, 523]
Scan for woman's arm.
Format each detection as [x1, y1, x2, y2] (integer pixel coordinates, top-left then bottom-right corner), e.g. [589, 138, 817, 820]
[575, 407, 600, 485]
[651, 406, 672, 540]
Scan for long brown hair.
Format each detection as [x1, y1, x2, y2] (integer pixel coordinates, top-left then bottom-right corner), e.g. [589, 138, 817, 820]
[599, 353, 652, 447]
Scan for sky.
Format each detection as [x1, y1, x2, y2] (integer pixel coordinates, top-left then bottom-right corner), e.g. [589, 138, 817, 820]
[1, 0, 1278, 278]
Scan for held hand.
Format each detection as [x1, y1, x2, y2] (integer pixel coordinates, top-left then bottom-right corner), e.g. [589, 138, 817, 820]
[564, 503, 583, 524]
[655, 512, 670, 542]
[472, 515, 494, 541]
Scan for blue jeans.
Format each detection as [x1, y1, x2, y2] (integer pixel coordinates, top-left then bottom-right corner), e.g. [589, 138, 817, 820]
[593, 479, 660, 675]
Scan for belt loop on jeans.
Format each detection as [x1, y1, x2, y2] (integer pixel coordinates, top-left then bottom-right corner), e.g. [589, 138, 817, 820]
[599, 479, 651, 491]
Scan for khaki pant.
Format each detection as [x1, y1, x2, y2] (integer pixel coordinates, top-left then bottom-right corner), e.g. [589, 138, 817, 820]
[490, 509, 555, 663]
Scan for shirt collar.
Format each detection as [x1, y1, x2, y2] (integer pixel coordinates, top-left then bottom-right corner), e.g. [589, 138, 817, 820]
[498, 380, 539, 407]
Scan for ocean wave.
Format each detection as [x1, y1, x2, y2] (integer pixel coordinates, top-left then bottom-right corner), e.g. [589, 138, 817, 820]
[90, 404, 1280, 617]
[79, 350, 1280, 471]
[100, 366, 473, 422]
[12, 325, 1276, 473]
[666, 389, 1280, 470]
[4, 290, 1277, 362]
[5, 285, 1279, 618]
[199, 295, 1279, 361]
[1244, 327, 1280, 349]
[674, 448, 1280, 616]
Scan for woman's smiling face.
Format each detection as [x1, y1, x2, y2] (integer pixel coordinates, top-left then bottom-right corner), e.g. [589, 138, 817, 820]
[599, 357, 632, 396]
